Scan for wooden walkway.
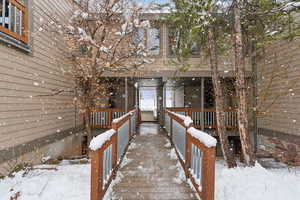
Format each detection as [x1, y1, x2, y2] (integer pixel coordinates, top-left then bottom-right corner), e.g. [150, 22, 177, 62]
[110, 123, 198, 200]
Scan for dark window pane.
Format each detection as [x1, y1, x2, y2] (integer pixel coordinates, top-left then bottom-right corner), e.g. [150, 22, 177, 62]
[147, 27, 160, 55]
[4, 0, 9, 29]
[0, 0, 3, 26]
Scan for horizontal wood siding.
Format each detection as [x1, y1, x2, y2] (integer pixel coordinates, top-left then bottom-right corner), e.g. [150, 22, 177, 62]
[103, 23, 252, 77]
[0, 0, 78, 149]
[257, 37, 300, 137]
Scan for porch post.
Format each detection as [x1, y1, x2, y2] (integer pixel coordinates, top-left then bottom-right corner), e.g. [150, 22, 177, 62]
[201, 77, 205, 130]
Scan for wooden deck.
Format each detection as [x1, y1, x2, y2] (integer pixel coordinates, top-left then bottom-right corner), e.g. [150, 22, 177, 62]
[110, 123, 198, 200]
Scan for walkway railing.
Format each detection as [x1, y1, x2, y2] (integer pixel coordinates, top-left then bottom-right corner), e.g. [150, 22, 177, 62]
[165, 109, 216, 200]
[167, 107, 238, 129]
[89, 109, 138, 200]
[90, 108, 141, 129]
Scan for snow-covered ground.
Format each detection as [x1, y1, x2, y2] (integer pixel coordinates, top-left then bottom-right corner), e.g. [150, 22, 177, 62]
[1, 158, 300, 200]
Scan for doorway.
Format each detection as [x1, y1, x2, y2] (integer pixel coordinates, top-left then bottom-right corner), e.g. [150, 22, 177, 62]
[139, 87, 157, 122]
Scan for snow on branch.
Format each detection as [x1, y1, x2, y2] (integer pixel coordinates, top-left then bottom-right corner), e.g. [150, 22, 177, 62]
[282, 1, 300, 11]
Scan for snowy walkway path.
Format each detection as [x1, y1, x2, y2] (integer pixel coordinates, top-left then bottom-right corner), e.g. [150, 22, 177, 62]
[110, 122, 198, 200]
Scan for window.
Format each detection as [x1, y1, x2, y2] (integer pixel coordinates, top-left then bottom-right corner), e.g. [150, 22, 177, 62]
[133, 21, 161, 56]
[0, 0, 28, 44]
[168, 27, 201, 57]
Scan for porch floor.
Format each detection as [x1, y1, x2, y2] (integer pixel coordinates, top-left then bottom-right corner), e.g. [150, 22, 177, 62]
[110, 123, 198, 200]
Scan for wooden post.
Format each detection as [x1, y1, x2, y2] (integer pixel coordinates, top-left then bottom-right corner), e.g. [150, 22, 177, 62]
[108, 110, 113, 127]
[90, 150, 103, 200]
[202, 147, 216, 200]
[185, 129, 191, 178]
[112, 123, 118, 171]
[129, 116, 132, 138]
[170, 113, 173, 145]
[188, 108, 192, 118]
[112, 133, 118, 170]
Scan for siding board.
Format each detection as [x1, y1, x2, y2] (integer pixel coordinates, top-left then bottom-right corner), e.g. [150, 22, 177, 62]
[0, 0, 78, 149]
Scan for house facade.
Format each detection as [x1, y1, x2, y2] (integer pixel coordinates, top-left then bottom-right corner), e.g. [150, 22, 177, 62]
[0, 0, 82, 173]
[0, 0, 299, 173]
[256, 38, 300, 165]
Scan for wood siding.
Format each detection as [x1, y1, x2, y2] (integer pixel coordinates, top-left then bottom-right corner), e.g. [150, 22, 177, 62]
[0, 0, 79, 150]
[257, 37, 300, 137]
[104, 23, 252, 77]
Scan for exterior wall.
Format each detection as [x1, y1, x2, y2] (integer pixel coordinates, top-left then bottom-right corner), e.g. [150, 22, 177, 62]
[0, 0, 81, 167]
[174, 86, 184, 107]
[0, 130, 83, 175]
[104, 19, 252, 78]
[184, 85, 202, 108]
[257, 37, 300, 165]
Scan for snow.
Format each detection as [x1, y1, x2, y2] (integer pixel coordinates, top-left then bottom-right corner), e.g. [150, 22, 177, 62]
[1, 158, 300, 200]
[112, 110, 135, 123]
[167, 111, 193, 127]
[168, 148, 177, 160]
[216, 160, 300, 200]
[172, 161, 186, 184]
[282, 2, 300, 11]
[183, 116, 193, 127]
[164, 141, 171, 148]
[103, 171, 124, 200]
[89, 129, 116, 151]
[0, 163, 90, 200]
[187, 127, 217, 148]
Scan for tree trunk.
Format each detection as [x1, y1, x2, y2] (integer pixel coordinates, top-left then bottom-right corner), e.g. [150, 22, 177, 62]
[233, 0, 256, 166]
[208, 29, 237, 168]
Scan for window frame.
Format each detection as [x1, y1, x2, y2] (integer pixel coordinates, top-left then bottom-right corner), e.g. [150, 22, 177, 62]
[133, 20, 162, 57]
[167, 26, 201, 58]
[0, 0, 29, 45]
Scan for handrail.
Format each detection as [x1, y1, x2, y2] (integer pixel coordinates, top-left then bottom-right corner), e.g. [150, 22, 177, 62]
[166, 107, 238, 130]
[165, 109, 216, 200]
[89, 108, 126, 129]
[90, 109, 138, 200]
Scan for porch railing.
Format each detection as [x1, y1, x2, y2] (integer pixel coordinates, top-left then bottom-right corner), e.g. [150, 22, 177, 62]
[165, 109, 216, 200]
[90, 108, 141, 129]
[166, 107, 238, 129]
[90, 109, 138, 200]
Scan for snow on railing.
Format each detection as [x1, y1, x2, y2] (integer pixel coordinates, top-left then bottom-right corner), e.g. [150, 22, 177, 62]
[90, 108, 139, 200]
[165, 109, 216, 200]
[187, 127, 217, 148]
[89, 129, 116, 151]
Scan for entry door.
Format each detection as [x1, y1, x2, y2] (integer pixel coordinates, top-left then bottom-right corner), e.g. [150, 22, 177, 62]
[139, 88, 157, 121]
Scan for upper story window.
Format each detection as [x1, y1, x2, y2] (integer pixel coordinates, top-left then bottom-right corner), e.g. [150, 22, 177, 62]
[0, 0, 29, 44]
[168, 27, 201, 57]
[133, 21, 161, 56]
